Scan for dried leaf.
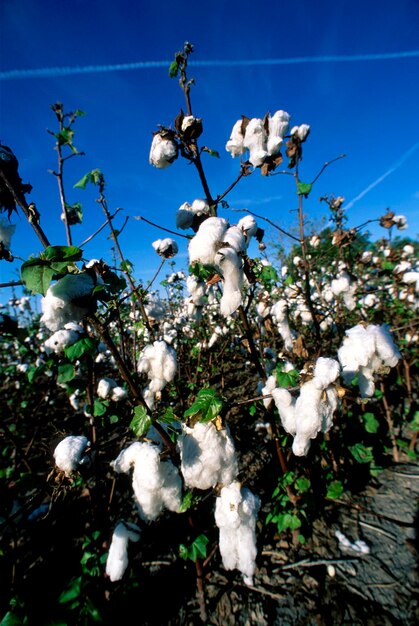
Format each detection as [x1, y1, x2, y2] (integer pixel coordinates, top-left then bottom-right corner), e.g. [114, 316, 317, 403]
[241, 115, 251, 135]
[293, 335, 309, 358]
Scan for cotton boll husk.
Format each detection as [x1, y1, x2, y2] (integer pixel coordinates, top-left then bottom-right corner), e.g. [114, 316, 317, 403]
[215, 247, 243, 317]
[54, 435, 90, 475]
[178, 422, 238, 490]
[188, 217, 229, 265]
[226, 119, 245, 157]
[271, 387, 297, 435]
[313, 357, 340, 389]
[215, 482, 261, 586]
[106, 522, 141, 582]
[243, 118, 268, 167]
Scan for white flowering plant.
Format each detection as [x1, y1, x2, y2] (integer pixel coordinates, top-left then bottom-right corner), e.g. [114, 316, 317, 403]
[0, 42, 417, 624]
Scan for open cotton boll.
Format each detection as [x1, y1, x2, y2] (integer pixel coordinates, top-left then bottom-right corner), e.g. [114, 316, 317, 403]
[144, 293, 166, 321]
[393, 214, 408, 230]
[138, 341, 177, 408]
[214, 247, 243, 317]
[54, 435, 90, 475]
[270, 300, 294, 351]
[267, 110, 290, 155]
[261, 375, 276, 409]
[215, 482, 260, 586]
[291, 124, 310, 141]
[149, 133, 178, 168]
[152, 238, 178, 258]
[111, 386, 128, 402]
[41, 273, 96, 332]
[371, 324, 401, 367]
[112, 442, 182, 521]
[188, 217, 229, 265]
[43, 324, 82, 354]
[292, 380, 324, 456]
[238, 215, 258, 243]
[97, 377, 117, 399]
[243, 118, 268, 167]
[178, 422, 238, 490]
[313, 357, 340, 389]
[106, 521, 141, 582]
[222, 225, 246, 253]
[186, 275, 206, 305]
[226, 119, 246, 157]
[271, 387, 297, 435]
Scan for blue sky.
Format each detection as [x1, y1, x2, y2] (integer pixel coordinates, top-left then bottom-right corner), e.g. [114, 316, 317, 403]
[1, 0, 418, 298]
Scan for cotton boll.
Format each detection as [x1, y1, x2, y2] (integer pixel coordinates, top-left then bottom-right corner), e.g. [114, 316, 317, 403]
[214, 247, 243, 317]
[313, 357, 340, 389]
[393, 214, 408, 230]
[189, 217, 229, 265]
[403, 244, 415, 256]
[267, 110, 290, 155]
[261, 375, 276, 409]
[176, 202, 194, 230]
[243, 118, 268, 167]
[97, 377, 117, 399]
[41, 273, 96, 332]
[149, 133, 178, 168]
[222, 225, 246, 253]
[112, 442, 182, 521]
[111, 386, 128, 402]
[291, 124, 310, 141]
[226, 119, 246, 157]
[271, 387, 297, 435]
[54, 435, 90, 475]
[152, 238, 178, 258]
[138, 341, 177, 408]
[371, 324, 401, 367]
[292, 381, 323, 456]
[178, 422, 238, 490]
[106, 522, 141, 582]
[215, 482, 260, 586]
[270, 300, 295, 351]
[43, 324, 82, 354]
[238, 215, 258, 243]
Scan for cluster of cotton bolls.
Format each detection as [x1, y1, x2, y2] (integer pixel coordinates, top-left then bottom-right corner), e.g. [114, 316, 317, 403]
[137, 340, 177, 410]
[263, 357, 341, 456]
[97, 377, 127, 402]
[338, 323, 401, 397]
[188, 215, 259, 317]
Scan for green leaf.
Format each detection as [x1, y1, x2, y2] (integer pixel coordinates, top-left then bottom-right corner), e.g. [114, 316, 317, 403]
[43, 246, 83, 262]
[362, 412, 380, 434]
[20, 259, 54, 295]
[349, 443, 374, 464]
[0, 612, 26, 626]
[74, 109, 86, 117]
[159, 406, 178, 425]
[295, 476, 311, 493]
[184, 388, 223, 422]
[130, 405, 151, 438]
[74, 169, 103, 190]
[109, 414, 119, 424]
[57, 364, 76, 384]
[276, 513, 301, 533]
[275, 366, 299, 388]
[58, 576, 82, 604]
[284, 275, 293, 286]
[27, 363, 49, 383]
[326, 480, 344, 500]
[55, 127, 74, 147]
[93, 399, 107, 417]
[120, 259, 134, 274]
[64, 337, 97, 362]
[74, 173, 91, 190]
[297, 181, 313, 197]
[168, 60, 179, 78]
[189, 262, 215, 282]
[382, 260, 396, 271]
[179, 491, 194, 513]
[179, 534, 209, 561]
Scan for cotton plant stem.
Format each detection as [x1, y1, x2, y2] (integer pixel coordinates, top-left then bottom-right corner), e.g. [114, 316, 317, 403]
[98, 194, 154, 339]
[54, 142, 72, 246]
[87, 314, 174, 452]
[134, 215, 191, 240]
[77, 208, 123, 248]
[0, 171, 51, 248]
[380, 382, 400, 462]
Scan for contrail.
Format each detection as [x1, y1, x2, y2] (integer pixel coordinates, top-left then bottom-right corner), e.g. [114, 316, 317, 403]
[345, 142, 419, 210]
[1, 50, 419, 80]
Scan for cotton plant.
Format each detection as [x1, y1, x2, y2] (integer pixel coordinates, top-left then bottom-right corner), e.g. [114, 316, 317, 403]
[41, 272, 97, 332]
[137, 340, 177, 410]
[338, 324, 401, 397]
[270, 357, 341, 456]
[53, 435, 90, 475]
[111, 441, 182, 522]
[178, 421, 238, 490]
[214, 481, 261, 586]
[106, 521, 141, 582]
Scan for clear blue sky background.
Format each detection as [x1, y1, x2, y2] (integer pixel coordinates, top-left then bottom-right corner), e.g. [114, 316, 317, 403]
[1, 0, 418, 298]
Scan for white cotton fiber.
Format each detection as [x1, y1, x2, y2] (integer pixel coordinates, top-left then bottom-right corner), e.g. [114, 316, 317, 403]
[54, 435, 90, 475]
[112, 442, 182, 521]
[270, 300, 294, 351]
[43, 323, 82, 354]
[225, 119, 246, 157]
[106, 521, 141, 582]
[178, 422, 238, 490]
[215, 482, 260, 586]
[313, 357, 341, 389]
[214, 247, 243, 317]
[41, 273, 96, 331]
[138, 340, 177, 409]
[243, 118, 268, 167]
[188, 217, 229, 265]
[267, 110, 290, 155]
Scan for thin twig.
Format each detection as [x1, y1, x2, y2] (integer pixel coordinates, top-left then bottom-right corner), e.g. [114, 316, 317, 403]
[77, 208, 123, 248]
[216, 170, 246, 204]
[134, 215, 191, 239]
[310, 154, 346, 186]
[0, 280, 23, 289]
